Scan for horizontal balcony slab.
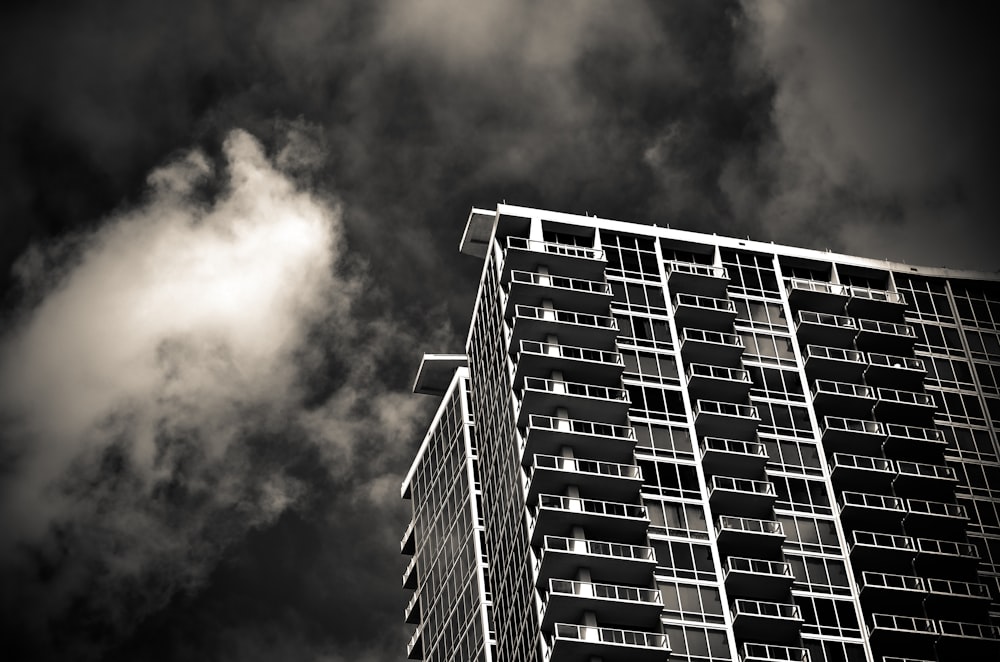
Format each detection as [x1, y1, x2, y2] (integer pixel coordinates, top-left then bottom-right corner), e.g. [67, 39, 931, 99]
[530, 495, 649, 546]
[547, 624, 670, 662]
[892, 463, 957, 498]
[845, 286, 907, 321]
[502, 237, 607, 282]
[700, 437, 768, 479]
[509, 305, 619, 351]
[522, 416, 636, 466]
[731, 601, 804, 642]
[514, 341, 624, 388]
[505, 270, 613, 319]
[839, 492, 906, 532]
[859, 573, 927, 612]
[710, 479, 777, 518]
[873, 390, 937, 425]
[724, 558, 795, 601]
[672, 294, 738, 331]
[854, 319, 918, 353]
[526, 455, 643, 505]
[694, 402, 761, 439]
[716, 517, 786, 554]
[804, 346, 867, 382]
[868, 615, 938, 657]
[864, 354, 926, 389]
[542, 580, 663, 630]
[786, 279, 849, 314]
[850, 532, 917, 571]
[821, 417, 886, 454]
[687, 364, 753, 402]
[680, 330, 745, 365]
[883, 424, 948, 461]
[830, 455, 896, 494]
[519, 379, 630, 427]
[812, 381, 877, 419]
[664, 261, 730, 297]
[536, 536, 657, 587]
[795, 311, 858, 347]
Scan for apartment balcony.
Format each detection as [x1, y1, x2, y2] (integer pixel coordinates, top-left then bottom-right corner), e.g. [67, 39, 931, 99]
[522, 415, 636, 466]
[530, 494, 649, 545]
[859, 572, 927, 613]
[505, 270, 613, 319]
[812, 380, 877, 418]
[709, 476, 777, 518]
[687, 363, 753, 402]
[867, 614, 937, 656]
[526, 454, 643, 505]
[406, 625, 423, 660]
[883, 423, 948, 461]
[514, 340, 625, 387]
[716, 516, 786, 555]
[724, 557, 795, 601]
[400, 519, 416, 555]
[731, 599, 804, 642]
[855, 318, 918, 353]
[404, 591, 421, 625]
[924, 578, 991, 617]
[803, 345, 867, 382]
[830, 454, 896, 494]
[502, 236, 607, 282]
[700, 437, 768, 479]
[535, 535, 657, 587]
[664, 260, 730, 297]
[873, 388, 936, 425]
[680, 328, 745, 365]
[510, 305, 619, 350]
[903, 499, 968, 537]
[849, 531, 916, 571]
[741, 643, 811, 662]
[821, 417, 886, 454]
[694, 400, 761, 439]
[913, 538, 980, 578]
[546, 623, 669, 662]
[672, 293, 738, 331]
[846, 286, 907, 321]
[519, 378, 630, 426]
[785, 278, 849, 314]
[838, 492, 905, 531]
[402, 555, 418, 589]
[795, 311, 858, 347]
[935, 620, 1000, 658]
[892, 461, 957, 498]
[864, 353, 926, 389]
[541, 579, 663, 630]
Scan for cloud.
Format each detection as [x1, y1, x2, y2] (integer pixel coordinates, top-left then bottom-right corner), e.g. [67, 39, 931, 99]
[0, 127, 432, 660]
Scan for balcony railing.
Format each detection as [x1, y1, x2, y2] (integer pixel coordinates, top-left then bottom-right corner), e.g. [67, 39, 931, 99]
[672, 292, 738, 331]
[695, 399, 761, 439]
[406, 625, 423, 659]
[926, 577, 990, 600]
[523, 415, 636, 465]
[864, 352, 927, 388]
[874, 388, 936, 424]
[520, 377, 630, 426]
[700, 436, 768, 478]
[527, 454, 642, 503]
[664, 260, 729, 297]
[402, 555, 418, 589]
[731, 599, 804, 640]
[839, 491, 905, 530]
[821, 416, 886, 452]
[510, 304, 619, 349]
[687, 363, 753, 400]
[725, 557, 795, 600]
[536, 535, 657, 586]
[846, 286, 907, 321]
[935, 620, 1000, 657]
[400, 519, 416, 555]
[812, 380, 877, 417]
[533, 454, 641, 480]
[549, 623, 669, 660]
[531, 494, 648, 544]
[796, 310, 857, 346]
[869, 613, 937, 636]
[506, 270, 613, 318]
[894, 460, 957, 496]
[710, 476, 777, 518]
[860, 571, 926, 593]
[904, 499, 968, 536]
[549, 578, 660, 604]
[849, 530, 916, 570]
[830, 453, 895, 493]
[741, 643, 810, 662]
[516, 340, 624, 386]
[855, 318, 917, 352]
[804, 345, 867, 381]
[913, 537, 980, 577]
[716, 516, 786, 552]
[884, 423, 947, 459]
[503, 236, 606, 280]
[680, 327, 745, 364]
[786, 278, 848, 314]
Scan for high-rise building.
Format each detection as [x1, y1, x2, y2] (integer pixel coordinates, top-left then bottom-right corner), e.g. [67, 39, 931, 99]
[400, 204, 1000, 662]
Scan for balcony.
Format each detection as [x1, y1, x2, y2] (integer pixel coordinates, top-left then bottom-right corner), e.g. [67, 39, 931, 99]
[680, 328, 745, 365]
[700, 437, 768, 479]
[867, 614, 937, 656]
[541, 579, 663, 630]
[903, 499, 968, 536]
[812, 380, 877, 418]
[846, 286, 907, 321]
[505, 270, 613, 319]
[849, 531, 916, 571]
[821, 417, 886, 454]
[795, 311, 857, 347]
[694, 400, 761, 439]
[526, 454, 643, 505]
[709, 476, 777, 518]
[873, 388, 936, 425]
[731, 599, 803, 641]
[859, 572, 927, 612]
[741, 643, 811, 662]
[785, 278, 849, 314]
[401, 519, 416, 555]
[935, 620, 1000, 658]
[546, 623, 669, 662]
[925, 578, 991, 617]
[535, 536, 657, 587]
[913, 538, 980, 578]
[864, 353, 926, 389]
[406, 625, 423, 659]
[522, 415, 636, 466]
[724, 557, 795, 600]
[530, 494, 648, 545]
[664, 260, 729, 297]
[519, 378, 630, 426]
[838, 492, 905, 531]
[829, 454, 895, 494]
[514, 340, 625, 387]
[803, 345, 867, 382]
[892, 461, 957, 497]
[855, 318, 917, 353]
[510, 305, 619, 350]
[404, 591, 421, 624]
[883, 423, 948, 461]
[402, 555, 418, 589]
[672, 293, 738, 331]
[502, 236, 606, 282]
[687, 363, 753, 401]
[716, 516, 786, 555]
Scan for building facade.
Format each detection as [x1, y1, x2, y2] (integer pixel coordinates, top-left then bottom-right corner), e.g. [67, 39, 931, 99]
[401, 204, 1000, 662]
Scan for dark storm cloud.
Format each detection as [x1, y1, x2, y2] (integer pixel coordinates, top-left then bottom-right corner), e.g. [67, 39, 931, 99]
[0, 1, 997, 661]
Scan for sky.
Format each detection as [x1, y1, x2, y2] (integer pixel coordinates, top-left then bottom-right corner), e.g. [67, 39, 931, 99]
[0, 1, 997, 660]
